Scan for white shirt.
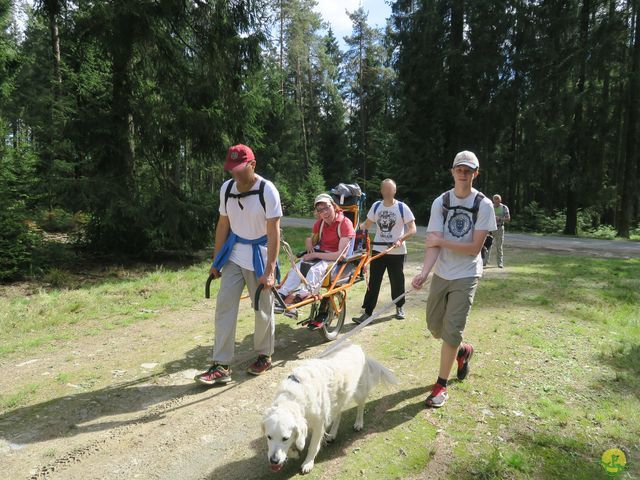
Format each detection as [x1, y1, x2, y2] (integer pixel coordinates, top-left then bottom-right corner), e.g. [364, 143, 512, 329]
[367, 200, 416, 255]
[219, 175, 282, 271]
[426, 188, 496, 280]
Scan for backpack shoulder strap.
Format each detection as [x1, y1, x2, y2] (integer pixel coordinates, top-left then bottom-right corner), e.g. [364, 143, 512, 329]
[472, 193, 485, 225]
[337, 215, 345, 239]
[258, 179, 266, 211]
[317, 218, 344, 242]
[441, 191, 451, 223]
[224, 179, 267, 212]
[373, 200, 381, 216]
[398, 201, 405, 222]
[224, 180, 235, 211]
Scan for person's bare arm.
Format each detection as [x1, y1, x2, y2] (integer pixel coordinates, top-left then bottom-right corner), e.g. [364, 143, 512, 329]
[411, 231, 442, 289]
[426, 230, 488, 256]
[303, 236, 352, 262]
[259, 217, 280, 287]
[305, 236, 315, 254]
[361, 218, 374, 230]
[210, 215, 231, 277]
[394, 220, 417, 248]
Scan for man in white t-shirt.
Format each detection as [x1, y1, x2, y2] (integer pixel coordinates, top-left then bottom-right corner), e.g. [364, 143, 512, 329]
[195, 144, 282, 386]
[353, 179, 416, 323]
[412, 151, 496, 408]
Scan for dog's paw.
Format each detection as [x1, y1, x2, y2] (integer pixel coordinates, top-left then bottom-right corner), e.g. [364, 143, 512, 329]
[324, 432, 336, 443]
[301, 460, 315, 474]
[353, 421, 363, 432]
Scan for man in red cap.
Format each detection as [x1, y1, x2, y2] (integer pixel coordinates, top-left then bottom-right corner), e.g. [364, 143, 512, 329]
[195, 144, 282, 385]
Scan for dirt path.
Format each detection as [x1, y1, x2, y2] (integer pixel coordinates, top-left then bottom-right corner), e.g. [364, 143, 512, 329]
[1, 279, 414, 480]
[282, 217, 640, 258]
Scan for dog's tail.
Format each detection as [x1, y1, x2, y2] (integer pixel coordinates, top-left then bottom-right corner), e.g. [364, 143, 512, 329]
[365, 356, 399, 386]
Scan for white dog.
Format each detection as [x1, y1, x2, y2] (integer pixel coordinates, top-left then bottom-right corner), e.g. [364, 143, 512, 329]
[261, 343, 398, 474]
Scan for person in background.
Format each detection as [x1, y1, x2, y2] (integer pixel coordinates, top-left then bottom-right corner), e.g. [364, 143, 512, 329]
[486, 194, 510, 268]
[353, 179, 416, 323]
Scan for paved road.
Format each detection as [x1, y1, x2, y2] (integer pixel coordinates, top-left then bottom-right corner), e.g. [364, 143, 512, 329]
[281, 217, 640, 259]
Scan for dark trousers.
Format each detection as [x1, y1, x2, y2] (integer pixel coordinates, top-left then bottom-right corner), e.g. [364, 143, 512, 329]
[361, 252, 406, 315]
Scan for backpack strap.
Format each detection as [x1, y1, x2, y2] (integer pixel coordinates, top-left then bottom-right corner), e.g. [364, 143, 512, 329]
[373, 200, 382, 216]
[441, 191, 451, 223]
[224, 179, 266, 212]
[336, 214, 346, 239]
[442, 191, 484, 225]
[258, 179, 266, 211]
[224, 180, 235, 211]
[471, 193, 485, 225]
[317, 214, 346, 244]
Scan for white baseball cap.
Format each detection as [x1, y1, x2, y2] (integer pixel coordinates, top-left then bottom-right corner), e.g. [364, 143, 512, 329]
[452, 151, 479, 170]
[314, 193, 333, 205]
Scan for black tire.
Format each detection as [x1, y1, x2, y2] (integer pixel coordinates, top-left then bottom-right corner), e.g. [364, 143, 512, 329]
[321, 291, 346, 341]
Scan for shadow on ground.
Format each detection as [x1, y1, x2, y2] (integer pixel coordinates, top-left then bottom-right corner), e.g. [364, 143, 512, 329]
[0, 317, 336, 446]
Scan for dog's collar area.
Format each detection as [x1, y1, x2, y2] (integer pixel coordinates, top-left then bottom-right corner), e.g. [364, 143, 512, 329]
[287, 374, 301, 384]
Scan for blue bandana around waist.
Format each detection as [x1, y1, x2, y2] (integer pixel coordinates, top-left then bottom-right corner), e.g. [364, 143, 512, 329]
[212, 232, 279, 281]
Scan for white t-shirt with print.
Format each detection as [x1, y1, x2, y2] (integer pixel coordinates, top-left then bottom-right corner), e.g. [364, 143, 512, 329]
[426, 188, 496, 280]
[367, 200, 416, 255]
[219, 175, 283, 272]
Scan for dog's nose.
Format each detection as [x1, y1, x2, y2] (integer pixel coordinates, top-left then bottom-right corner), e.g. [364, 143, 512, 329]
[269, 456, 280, 465]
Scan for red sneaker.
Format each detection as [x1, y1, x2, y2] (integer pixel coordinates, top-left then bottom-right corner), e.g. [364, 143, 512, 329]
[456, 343, 474, 380]
[307, 318, 325, 330]
[247, 355, 272, 375]
[425, 384, 448, 408]
[194, 364, 232, 385]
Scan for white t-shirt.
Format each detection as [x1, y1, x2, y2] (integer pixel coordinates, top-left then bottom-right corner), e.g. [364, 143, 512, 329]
[426, 188, 496, 280]
[367, 200, 416, 255]
[219, 175, 282, 272]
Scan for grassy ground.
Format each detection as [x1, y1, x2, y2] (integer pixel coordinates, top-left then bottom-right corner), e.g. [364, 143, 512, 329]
[1, 228, 638, 479]
[293, 248, 639, 480]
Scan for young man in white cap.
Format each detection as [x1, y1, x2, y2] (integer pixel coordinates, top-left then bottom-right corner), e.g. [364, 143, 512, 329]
[412, 151, 496, 408]
[277, 193, 355, 329]
[353, 178, 417, 323]
[195, 144, 282, 385]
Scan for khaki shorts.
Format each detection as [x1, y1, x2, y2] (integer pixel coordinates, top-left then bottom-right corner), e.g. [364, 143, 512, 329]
[426, 274, 478, 346]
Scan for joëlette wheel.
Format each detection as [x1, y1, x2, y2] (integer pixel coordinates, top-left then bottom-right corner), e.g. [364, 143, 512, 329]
[321, 291, 346, 341]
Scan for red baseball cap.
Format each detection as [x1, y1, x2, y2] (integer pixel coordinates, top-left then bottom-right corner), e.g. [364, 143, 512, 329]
[224, 144, 255, 172]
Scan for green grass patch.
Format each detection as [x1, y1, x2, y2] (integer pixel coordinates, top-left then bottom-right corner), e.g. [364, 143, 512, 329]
[0, 229, 314, 359]
[0, 383, 40, 410]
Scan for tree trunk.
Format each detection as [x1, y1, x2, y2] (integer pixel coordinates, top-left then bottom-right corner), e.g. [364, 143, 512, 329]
[447, 0, 464, 152]
[45, 0, 62, 100]
[108, 3, 136, 188]
[359, 19, 366, 184]
[295, 57, 310, 169]
[11, 121, 18, 150]
[618, 0, 640, 237]
[279, 0, 284, 98]
[564, 0, 590, 235]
